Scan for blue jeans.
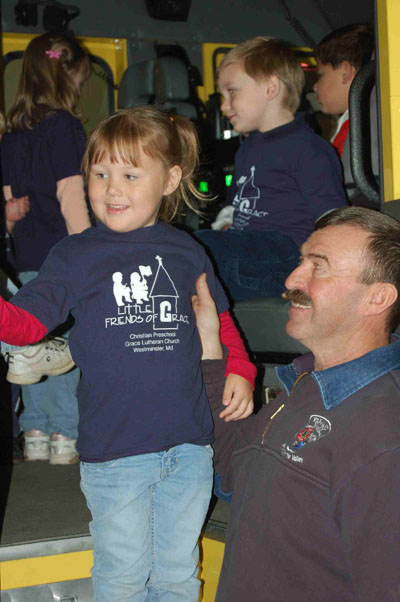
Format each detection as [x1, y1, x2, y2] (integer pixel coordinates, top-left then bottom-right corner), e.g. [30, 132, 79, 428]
[2, 271, 80, 439]
[194, 229, 299, 302]
[80, 443, 214, 602]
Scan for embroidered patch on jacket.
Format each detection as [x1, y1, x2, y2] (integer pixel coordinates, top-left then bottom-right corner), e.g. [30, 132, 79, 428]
[281, 415, 331, 464]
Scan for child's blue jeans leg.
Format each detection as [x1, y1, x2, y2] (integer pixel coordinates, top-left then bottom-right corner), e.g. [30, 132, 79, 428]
[147, 443, 214, 601]
[19, 369, 80, 438]
[80, 443, 213, 602]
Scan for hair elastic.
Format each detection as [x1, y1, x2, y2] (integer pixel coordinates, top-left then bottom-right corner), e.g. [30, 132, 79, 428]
[45, 49, 62, 59]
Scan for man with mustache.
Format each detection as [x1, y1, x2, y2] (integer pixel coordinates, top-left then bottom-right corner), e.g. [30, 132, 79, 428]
[193, 206, 400, 602]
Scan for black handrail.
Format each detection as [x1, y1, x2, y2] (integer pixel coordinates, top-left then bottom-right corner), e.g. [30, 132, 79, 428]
[349, 60, 380, 206]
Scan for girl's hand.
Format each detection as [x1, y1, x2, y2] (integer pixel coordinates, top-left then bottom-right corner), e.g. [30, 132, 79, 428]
[6, 196, 30, 223]
[219, 373, 254, 421]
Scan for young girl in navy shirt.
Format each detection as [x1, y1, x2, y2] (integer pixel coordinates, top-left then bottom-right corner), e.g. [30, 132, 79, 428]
[0, 106, 255, 600]
[1, 33, 92, 464]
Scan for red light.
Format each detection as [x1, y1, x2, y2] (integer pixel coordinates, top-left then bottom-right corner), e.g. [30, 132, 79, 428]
[300, 62, 308, 68]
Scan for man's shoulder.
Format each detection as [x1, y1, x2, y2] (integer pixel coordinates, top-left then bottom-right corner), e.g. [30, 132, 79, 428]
[361, 366, 400, 401]
[342, 367, 400, 449]
[329, 369, 400, 488]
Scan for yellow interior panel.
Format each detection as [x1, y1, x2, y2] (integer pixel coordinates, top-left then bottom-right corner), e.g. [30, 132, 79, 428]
[376, 0, 400, 201]
[1, 550, 94, 590]
[0, 535, 225, 601]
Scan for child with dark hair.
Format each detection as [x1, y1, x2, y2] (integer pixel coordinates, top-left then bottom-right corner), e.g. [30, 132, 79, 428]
[314, 24, 377, 203]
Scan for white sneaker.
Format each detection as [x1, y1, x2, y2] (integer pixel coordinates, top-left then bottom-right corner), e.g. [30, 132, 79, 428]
[24, 429, 50, 461]
[6, 337, 75, 385]
[49, 433, 79, 465]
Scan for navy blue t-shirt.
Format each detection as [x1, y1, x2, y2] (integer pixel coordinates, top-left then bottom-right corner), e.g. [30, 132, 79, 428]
[228, 120, 347, 246]
[11, 221, 229, 461]
[1, 111, 86, 272]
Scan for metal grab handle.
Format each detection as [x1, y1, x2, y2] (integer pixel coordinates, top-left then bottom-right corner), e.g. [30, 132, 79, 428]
[349, 60, 380, 206]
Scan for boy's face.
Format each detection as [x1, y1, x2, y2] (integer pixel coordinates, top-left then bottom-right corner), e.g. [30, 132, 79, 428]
[218, 62, 272, 133]
[88, 149, 181, 233]
[314, 60, 354, 116]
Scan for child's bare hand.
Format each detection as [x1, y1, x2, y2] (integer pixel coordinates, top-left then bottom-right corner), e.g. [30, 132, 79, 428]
[219, 373, 254, 421]
[6, 196, 30, 223]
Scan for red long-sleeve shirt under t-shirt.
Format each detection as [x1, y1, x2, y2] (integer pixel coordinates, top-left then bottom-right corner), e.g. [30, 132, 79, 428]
[0, 300, 256, 387]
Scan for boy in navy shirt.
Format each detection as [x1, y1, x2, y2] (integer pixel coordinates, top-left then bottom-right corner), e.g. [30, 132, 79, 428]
[196, 37, 347, 301]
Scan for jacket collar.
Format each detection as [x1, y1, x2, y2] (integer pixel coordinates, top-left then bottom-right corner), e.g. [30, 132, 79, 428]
[276, 335, 400, 410]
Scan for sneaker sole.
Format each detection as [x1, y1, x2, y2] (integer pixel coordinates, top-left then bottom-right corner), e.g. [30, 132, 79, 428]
[6, 360, 76, 385]
[8, 374, 43, 385]
[49, 453, 79, 465]
[24, 453, 50, 461]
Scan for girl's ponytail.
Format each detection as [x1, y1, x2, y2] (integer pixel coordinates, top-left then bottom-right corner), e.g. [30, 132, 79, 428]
[159, 113, 206, 223]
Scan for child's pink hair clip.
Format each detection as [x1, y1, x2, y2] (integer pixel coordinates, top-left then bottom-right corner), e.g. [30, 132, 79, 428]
[45, 49, 62, 59]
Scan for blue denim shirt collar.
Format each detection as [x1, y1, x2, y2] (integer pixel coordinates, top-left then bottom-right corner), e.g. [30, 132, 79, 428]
[276, 335, 400, 410]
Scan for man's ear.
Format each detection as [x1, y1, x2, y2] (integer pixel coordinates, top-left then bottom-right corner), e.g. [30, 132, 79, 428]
[365, 282, 398, 318]
[341, 60, 357, 85]
[164, 165, 182, 196]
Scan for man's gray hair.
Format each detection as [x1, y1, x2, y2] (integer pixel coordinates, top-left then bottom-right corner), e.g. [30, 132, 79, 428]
[315, 207, 400, 332]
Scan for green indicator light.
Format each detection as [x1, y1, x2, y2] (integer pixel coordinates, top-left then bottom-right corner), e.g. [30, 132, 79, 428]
[225, 174, 233, 187]
[199, 181, 209, 193]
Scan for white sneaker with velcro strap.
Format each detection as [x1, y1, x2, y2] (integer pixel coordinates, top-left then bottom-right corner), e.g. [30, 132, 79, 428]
[5, 337, 75, 385]
[23, 429, 50, 461]
[49, 433, 79, 465]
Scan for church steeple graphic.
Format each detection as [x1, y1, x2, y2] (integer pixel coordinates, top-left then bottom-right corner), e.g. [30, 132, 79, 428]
[150, 255, 179, 299]
[239, 166, 260, 207]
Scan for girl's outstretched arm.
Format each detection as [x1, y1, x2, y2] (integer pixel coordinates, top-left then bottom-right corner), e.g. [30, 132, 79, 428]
[0, 297, 47, 345]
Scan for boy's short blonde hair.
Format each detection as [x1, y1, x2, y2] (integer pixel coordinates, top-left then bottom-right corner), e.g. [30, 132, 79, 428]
[217, 37, 305, 114]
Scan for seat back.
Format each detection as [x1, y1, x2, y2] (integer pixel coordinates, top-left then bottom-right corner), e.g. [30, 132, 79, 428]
[154, 56, 198, 119]
[118, 60, 155, 108]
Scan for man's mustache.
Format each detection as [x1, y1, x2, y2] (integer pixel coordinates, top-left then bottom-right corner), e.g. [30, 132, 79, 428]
[283, 289, 312, 306]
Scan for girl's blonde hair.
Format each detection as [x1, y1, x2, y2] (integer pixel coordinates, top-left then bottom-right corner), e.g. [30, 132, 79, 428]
[7, 32, 91, 131]
[82, 106, 205, 223]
